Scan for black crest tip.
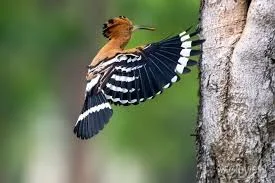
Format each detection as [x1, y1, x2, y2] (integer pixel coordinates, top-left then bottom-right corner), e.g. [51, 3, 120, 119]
[103, 23, 108, 29]
[108, 19, 114, 24]
[119, 15, 126, 19]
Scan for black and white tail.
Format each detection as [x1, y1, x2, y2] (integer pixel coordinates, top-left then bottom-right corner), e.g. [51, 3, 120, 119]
[74, 91, 113, 139]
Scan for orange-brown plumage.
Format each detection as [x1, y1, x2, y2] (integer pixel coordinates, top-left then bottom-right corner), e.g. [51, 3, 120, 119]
[87, 16, 154, 80]
[102, 16, 134, 40]
[90, 16, 134, 67]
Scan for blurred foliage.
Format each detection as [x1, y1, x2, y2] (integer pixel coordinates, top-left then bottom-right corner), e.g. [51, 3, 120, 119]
[1, 0, 90, 181]
[1, 0, 200, 182]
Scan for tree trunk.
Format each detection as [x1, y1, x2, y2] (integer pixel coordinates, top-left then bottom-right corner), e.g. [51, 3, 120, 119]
[197, 0, 275, 182]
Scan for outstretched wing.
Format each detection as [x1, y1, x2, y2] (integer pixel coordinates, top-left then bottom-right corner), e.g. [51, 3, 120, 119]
[101, 28, 203, 106]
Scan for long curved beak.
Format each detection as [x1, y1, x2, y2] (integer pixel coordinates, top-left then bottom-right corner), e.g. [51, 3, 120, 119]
[133, 25, 155, 31]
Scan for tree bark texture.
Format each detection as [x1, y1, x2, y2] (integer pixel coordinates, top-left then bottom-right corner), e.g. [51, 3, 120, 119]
[197, 0, 275, 182]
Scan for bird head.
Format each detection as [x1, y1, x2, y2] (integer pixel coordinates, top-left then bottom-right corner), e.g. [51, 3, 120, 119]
[102, 16, 155, 40]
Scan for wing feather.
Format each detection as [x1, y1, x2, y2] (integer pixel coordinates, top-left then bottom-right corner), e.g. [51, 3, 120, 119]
[101, 28, 203, 105]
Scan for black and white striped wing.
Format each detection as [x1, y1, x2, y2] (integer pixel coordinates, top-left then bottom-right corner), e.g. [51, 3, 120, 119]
[102, 29, 203, 105]
[74, 75, 113, 139]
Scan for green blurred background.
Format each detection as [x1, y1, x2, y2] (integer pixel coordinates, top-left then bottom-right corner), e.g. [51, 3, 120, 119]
[1, 0, 200, 183]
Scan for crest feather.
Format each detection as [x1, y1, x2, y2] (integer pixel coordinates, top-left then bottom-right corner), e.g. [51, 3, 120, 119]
[102, 16, 133, 39]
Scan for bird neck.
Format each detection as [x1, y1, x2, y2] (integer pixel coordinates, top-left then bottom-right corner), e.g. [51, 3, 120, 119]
[107, 35, 131, 49]
[89, 35, 131, 67]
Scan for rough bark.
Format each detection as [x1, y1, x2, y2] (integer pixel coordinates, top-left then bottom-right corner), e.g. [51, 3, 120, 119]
[197, 0, 275, 182]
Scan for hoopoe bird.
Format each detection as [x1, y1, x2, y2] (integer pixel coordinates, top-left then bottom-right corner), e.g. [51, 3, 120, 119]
[74, 16, 203, 139]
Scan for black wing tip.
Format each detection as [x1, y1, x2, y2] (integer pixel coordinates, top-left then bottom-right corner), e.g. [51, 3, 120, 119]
[189, 27, 202, 37]
[190, 50, 202, 56]
[182, 67, 191, 74]
[73, 123, 93, 140]
[74, 107, 113, 140]
[73, 114, 111, 140]
[74, 91, 113, 140]
[187, 60, 197, 66]
[191, 39, 205, 46]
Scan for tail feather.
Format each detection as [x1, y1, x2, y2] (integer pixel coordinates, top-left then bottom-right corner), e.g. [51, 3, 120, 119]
[74, 91, 112, 139]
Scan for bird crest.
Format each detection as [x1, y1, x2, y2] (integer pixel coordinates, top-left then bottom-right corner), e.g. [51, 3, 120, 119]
[102, 16, 133, 39]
